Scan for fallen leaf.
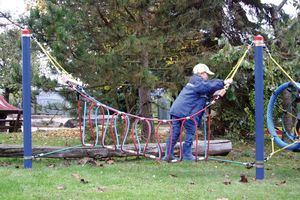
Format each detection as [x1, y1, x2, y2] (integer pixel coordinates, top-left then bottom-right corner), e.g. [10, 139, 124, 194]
[80, 178, 89, 184]
[276, 180, 287, 186]
[223, 179, 231, 185]
[0, 162, 11, 167]
[77, 157, 93, 166]
[64, 160, 71, 167]
[48, 164, 56, 168]
[240, 174, 248, 183]
[106, 159, 114, 165]
[169, 174, 177, 178]
[93, 160, 103, 167]
[72, 173, 81, 180]
[206, 188, 214, 192]
[57, 185, 65, 190]
[96, 187, 106, 193]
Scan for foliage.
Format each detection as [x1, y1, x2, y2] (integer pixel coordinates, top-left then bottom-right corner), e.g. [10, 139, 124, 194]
[18, 1, 298, 140]
[0, 27, 58, 107]
[209, 40, 256, 139]
[0, 29, 23, 102]
[24, 0, 273, 106]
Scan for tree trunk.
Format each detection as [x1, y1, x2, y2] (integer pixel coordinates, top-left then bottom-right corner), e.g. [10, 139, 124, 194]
[139, 49, 155, 140]
[3, 88, 10, 103]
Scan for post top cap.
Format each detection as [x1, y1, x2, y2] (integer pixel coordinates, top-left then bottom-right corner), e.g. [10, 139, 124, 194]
[21, 28, 31, 35]
[254, 35, 264, 41]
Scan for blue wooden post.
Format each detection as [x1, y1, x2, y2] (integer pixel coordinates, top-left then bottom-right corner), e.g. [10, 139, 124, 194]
[254, 35, 264, 180]
[21, 28, 32, 169]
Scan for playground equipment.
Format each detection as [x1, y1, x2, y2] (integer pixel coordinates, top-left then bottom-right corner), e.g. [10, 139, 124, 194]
[267, 82, 300, 151]
[20, 28, 300, 181]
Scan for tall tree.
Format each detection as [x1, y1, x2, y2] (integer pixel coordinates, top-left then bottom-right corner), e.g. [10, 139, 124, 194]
[25, 0, 278, 139]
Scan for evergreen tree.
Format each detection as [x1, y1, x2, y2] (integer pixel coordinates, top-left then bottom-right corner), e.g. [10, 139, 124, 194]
[24, 0, 290, 139]
[0, 29, 22, 102]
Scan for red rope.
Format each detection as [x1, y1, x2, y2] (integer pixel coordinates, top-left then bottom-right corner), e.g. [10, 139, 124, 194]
[179, 119, 186, 161]
[205, 110, 211, 161]
[155, 121, 164, 160]
[191, 118, 199, 162]
[164, 120, 172, 161]
[142, 120, 152, 159]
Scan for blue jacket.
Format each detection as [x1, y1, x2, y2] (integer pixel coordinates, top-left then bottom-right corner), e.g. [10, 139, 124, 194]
[170, 75, 225, 119]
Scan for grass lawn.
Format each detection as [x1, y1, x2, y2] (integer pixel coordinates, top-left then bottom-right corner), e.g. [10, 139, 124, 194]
[0, 130, 300, 200]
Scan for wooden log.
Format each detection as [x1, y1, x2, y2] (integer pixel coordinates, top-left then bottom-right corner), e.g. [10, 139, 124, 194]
[0, 139, 232, 159]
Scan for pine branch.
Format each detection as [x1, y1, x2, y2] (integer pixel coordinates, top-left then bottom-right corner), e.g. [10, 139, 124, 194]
[95, 4, 122, 39]
[172, 0, 205, 18]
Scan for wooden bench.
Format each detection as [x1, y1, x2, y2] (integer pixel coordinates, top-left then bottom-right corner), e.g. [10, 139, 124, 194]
[0, 95, 23, 133]
[0, 112, 23, 132]
[0, 119, 23, 132]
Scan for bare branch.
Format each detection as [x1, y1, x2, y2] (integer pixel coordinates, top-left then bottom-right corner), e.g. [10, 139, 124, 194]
[124, 6, 136, 22]
[0, 11, 24, 29]
[277, 0, 288, 12]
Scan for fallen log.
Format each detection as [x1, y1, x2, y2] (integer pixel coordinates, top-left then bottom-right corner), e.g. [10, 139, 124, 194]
[0, 139, 232, 159]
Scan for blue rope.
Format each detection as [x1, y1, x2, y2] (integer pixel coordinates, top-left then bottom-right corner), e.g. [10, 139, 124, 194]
[102, 108, 111, 146]
[121, 114, 131, 150]
[134, 120, 142, 154]
[113, 114, 121, 149]
[82, 101, 87, 145]
[203, 112, 207, 158]
[94, 106, 100, 146]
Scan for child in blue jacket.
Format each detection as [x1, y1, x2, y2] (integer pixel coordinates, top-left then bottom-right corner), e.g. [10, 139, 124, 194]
[164, 63, 232, 161]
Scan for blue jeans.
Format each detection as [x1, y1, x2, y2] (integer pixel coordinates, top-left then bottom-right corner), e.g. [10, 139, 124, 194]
[164, 115, 197, 160]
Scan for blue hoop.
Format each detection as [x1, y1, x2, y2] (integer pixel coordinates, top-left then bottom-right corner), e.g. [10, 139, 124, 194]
[267, 82, 300, 151]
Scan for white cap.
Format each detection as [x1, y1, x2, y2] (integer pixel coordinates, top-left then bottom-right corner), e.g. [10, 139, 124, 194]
[193, 63, 215, 75]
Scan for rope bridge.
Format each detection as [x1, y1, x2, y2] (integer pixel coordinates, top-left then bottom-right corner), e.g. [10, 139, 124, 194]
[32, 36, 244, 162]
[31, 35, 299, 166]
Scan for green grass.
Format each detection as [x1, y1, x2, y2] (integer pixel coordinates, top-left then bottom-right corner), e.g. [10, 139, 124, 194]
[0, 154, 300, 200]
[1, 131, 300, 199]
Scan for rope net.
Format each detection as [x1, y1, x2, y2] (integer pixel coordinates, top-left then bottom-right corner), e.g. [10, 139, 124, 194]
[74, 85, 215, 161]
